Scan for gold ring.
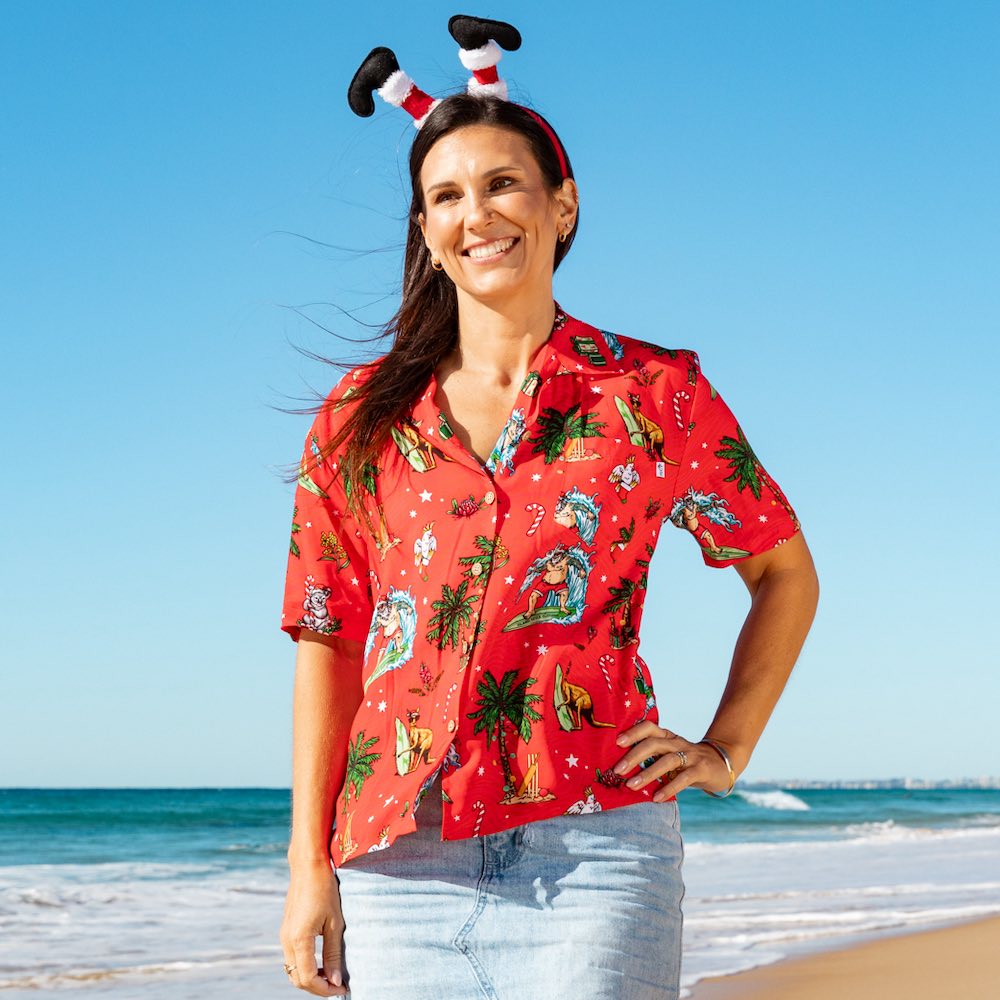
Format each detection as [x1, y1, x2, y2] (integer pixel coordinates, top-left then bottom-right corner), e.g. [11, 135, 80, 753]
[283, 963, 296, 975]
[675, 750, 688, 768]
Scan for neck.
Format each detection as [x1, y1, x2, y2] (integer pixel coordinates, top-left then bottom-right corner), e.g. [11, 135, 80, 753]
[449, 289, 556, 385]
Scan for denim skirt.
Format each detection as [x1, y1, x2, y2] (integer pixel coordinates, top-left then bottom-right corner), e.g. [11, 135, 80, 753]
[334, 769, 685, 1000]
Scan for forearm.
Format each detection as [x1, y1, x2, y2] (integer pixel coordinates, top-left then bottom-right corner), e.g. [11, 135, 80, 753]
[287, 635, 365, 868]
[704, 565, 819, 776]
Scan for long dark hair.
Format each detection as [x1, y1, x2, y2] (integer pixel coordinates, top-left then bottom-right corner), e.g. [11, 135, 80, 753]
[294, 93, 576, 531]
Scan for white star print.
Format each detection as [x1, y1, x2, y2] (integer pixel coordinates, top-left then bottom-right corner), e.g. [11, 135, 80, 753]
[566, 753, 579, 767]
[377, 700, 387, 712]
[409, 509, 417, 517]
[601, 574, 607, 582]
[505, 575, 514, 585]
[611, 515, 618, 523]
[690, 460, 699, 470]
[305, 521, 312, 528]
[537, 644, 548, 655]
[478, 766, 485, 776]
[532, 473, 542, 482]
[419, 489, 432, 502]
[758, 513, 769, 523]
[351, 577, 358, 586]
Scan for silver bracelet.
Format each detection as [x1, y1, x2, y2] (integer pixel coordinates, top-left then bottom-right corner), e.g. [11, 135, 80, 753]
[699, 738, 737, 798]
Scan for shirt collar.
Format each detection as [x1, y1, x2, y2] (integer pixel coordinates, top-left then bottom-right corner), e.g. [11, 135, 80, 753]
[406, 302, 617, 467]
[541, 302, 615, 381]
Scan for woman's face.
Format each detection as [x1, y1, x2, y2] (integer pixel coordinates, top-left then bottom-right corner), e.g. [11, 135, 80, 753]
[417, 124, 578, 306]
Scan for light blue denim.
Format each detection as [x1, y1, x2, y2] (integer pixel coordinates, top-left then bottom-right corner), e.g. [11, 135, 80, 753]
[334, 769, 685, 999]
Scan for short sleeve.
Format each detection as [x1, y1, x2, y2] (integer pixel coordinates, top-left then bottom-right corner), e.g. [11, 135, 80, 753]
[279, 402, 376, 644]
[667, 355, 801, 568]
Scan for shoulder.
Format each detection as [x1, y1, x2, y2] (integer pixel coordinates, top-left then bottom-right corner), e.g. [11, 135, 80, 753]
[615, 331, 701, 377]
[314, 354, 386, 433]
[572, 316, 704, 407]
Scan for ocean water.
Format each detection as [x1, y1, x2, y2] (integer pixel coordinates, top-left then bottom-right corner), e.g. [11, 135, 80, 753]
[1, 786, 999, 997]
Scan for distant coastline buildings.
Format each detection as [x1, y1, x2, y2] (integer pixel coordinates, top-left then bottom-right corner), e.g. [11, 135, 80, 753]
[744, 777, 1000, 790]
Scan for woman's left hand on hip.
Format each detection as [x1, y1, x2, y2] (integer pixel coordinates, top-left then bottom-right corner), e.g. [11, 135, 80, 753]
[612, 723, 735, 801]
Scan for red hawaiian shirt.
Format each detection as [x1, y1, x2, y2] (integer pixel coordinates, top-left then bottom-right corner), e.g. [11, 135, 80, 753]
[280, 304, 800, 867]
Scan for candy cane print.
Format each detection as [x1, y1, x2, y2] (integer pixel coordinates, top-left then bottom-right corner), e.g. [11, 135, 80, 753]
[471, 799, 486, 837]
[525, 502, 546, 536]
[598, 653, 615, 691]
[672, 390, 691, 431]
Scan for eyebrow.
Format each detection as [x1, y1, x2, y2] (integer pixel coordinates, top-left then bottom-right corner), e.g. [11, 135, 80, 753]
[425, 165, 523, 196]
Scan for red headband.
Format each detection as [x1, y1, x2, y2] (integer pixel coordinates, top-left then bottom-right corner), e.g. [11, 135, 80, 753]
[518, 106, 569, 182]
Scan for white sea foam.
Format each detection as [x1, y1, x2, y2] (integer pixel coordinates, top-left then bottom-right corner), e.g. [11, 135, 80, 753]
[735, 788, 810, 811]
[678, 822, 1000, 994]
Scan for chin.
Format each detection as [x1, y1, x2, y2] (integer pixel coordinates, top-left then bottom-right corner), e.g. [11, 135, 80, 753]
[458, 273, 529, 302]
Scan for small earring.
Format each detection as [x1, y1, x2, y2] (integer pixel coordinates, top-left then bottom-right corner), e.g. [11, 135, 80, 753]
[558, 229, 569, 244]
[431, 257, 444, 271]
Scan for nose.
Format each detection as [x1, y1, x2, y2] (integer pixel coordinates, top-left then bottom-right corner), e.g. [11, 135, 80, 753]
[463, 188, 495, 230]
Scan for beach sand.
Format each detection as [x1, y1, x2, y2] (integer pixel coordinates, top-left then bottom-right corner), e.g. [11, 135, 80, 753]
[689, 914, 1000, 1000]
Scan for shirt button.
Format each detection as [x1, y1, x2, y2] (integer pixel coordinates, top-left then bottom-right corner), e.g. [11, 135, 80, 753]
[484, 490, 496, 505]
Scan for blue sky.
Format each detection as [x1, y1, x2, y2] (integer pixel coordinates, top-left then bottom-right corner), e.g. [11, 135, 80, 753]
[2, 1, 996, 786]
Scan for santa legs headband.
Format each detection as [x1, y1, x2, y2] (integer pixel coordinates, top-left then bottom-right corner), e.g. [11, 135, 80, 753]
[347, 14, 569, 181]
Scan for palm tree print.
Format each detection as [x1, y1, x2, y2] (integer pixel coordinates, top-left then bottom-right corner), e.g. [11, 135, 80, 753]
[459, 535, 509, 586]
[602, 575, 641, 649]
[609, 516, 635, 563]
[426, 578, 481, 651]
[289, 504, 301, 558]
[466, 668, 543, 800]
[529, 404, 607, 464]
[715, 426, 799, 527]
[343, 730, 381, 813]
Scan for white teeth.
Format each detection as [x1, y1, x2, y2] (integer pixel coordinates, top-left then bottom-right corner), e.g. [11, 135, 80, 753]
[467, 237, 516, 259]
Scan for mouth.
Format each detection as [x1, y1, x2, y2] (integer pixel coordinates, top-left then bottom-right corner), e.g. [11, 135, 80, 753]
[462, 236, 520, 263]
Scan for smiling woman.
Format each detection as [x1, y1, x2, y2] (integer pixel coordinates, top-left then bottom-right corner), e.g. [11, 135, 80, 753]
[276, 13, 819, 1000]
[417, 125, 578, 300]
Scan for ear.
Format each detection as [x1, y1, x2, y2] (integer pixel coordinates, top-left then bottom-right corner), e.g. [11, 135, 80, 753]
[417, 211, 428, 242]
[553, 178, 579, 230]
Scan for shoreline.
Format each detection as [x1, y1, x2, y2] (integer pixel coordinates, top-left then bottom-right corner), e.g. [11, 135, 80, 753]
[687, 913, 1000, 999]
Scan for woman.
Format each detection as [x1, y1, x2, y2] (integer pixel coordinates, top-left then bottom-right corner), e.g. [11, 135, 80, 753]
[278, 20, 819, 1000]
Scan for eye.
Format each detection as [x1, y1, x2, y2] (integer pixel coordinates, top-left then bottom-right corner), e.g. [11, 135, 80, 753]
[490, 176, 515, 191]
[434, 190, 458, 205]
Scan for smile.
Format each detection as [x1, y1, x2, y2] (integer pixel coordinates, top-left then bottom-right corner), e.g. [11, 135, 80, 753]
[463, 237, 519, 262]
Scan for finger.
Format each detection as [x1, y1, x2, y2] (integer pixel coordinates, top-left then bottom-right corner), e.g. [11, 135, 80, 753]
[613, 734, 686, 779]
[654, 768, 696, 801]
[293, 938, 335, 997]
[654, 746, 722, 800]
[621, 751, 685, 791]
[615, 720, 664, 747]
[320, 920, 348, 994]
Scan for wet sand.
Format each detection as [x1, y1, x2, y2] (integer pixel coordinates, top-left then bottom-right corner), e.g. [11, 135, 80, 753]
[689, 914, 1000, 1000]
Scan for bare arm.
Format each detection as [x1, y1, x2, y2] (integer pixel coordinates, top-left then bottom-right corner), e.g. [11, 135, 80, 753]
[280, 632, 364, 997]
[614, 530, 819, 797]
[704, 529, 820, 777]
[287, 632, 365, 866]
